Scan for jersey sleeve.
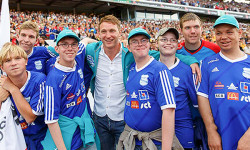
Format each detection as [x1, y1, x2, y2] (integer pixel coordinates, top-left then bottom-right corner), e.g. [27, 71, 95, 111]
[29, 74, 46, 116]
[44, 74, 62, 124]
[176, 53, 199, 66]
[197, 60, 209, 98]
[45, 57, 57, 75]
[185, 67, 198, 107]
[155, 67, 176, 110]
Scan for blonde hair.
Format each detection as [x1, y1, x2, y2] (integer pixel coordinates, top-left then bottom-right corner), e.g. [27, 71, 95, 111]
[99, 15, 121, 31]
[180, 13, 202, 29]
[19, 21, 39, 38]
[0, 42, 27, 66]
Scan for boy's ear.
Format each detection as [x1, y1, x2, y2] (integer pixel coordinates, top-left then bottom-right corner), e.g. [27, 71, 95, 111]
[55, 46, 59, 54]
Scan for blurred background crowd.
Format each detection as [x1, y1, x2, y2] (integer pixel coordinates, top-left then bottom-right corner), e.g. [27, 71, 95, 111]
[9, 8, 250, 53]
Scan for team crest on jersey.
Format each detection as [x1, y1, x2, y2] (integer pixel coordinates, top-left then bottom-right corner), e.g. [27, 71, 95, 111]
[78, 69, 83, 79]
[173, 76, 180, 87]
[240, 82, 249, 94]
[87, 55, 94, 67]
[242, 68, 250, 79]
[138, 90, 149, 100]
[140, 74, 149, 86]
[34, 60, 42, 70]
[126, 101, 130, 106]
[80, 82, 85, 92]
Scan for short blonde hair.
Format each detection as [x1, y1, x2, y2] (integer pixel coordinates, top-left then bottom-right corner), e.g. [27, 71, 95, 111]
[180, 13, 202, 29]
[19, 21, 39, 38]
[99, 15, 121, 31]
[0, 42, 27, 66]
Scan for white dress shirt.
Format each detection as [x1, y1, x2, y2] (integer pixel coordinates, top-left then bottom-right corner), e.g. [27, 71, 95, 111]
[94, 45, 126, 121]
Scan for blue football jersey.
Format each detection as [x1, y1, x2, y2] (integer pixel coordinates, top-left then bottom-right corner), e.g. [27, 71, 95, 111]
[197, 52, 250, 150]
[177, 40, 220, 62]
[10, 71, 47, 136]
[27, 46, 56, 74]
[125, 58, 176, 133]
[168, 58, 196, 148]
[44, 44, 88, 149]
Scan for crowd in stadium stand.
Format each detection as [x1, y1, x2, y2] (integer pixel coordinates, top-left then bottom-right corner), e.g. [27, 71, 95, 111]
[9, 10, 250, 53]
[152, 0, 250, 13]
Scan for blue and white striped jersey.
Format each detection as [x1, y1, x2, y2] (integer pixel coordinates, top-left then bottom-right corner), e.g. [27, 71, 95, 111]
[124, 58, 176, 133]
[10, 71, 47, 136]
[44, 44, 89, 149]
[197, 52, 250, 150]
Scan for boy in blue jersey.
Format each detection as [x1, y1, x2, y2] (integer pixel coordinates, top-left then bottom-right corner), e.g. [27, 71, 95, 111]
[156, 27, 197, 150]
[178, 13, 221, 150]
[197, 15, 250, 150]
[42, 29, 99, 150]
[0, 43, 47, 150]
[117, 28, 176, 150]
[17, 21, 56, 74]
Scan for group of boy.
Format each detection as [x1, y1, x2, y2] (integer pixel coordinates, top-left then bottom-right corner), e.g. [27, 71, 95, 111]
[0, 12, 249, 150]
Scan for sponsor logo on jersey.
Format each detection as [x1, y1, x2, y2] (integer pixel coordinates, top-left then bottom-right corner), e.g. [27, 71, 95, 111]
[214, 81, 224, 89]
[227, 83, 238, 90]
[212, 67, 219, 72]
[77, 96, 82, 105]
[208, 58, 219, 64]
[126, 101, 130, 106]
[34, 60, 42, 70]
[215, 93, 225, 98]
[173, 76, 180, 87]
[67, 93, 75, 100]
[131, 92, 138, 99]
[138, 90, 149, 100]
[227, 92, 239, 101]
[131, 101, 139, 109]
[87, 55, 94, 67]
[241, 96, 250, 102]
[76, 89, 81, 96]
[78, 69, 83, 79]
[242, 68, 250, 79]
[240, 82, 249, 94]
[66, 83, 72, 90]
[140, 74, 149, 86]
[20, 122, 28, 130]
[140, 101, 151, 109]
[66, 101, 76, 108]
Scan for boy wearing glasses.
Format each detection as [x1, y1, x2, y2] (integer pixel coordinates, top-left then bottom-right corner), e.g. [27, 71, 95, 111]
[156, 28, 196, 149]
[42, 29, 99, 150]
[118, 28, 176, 150]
